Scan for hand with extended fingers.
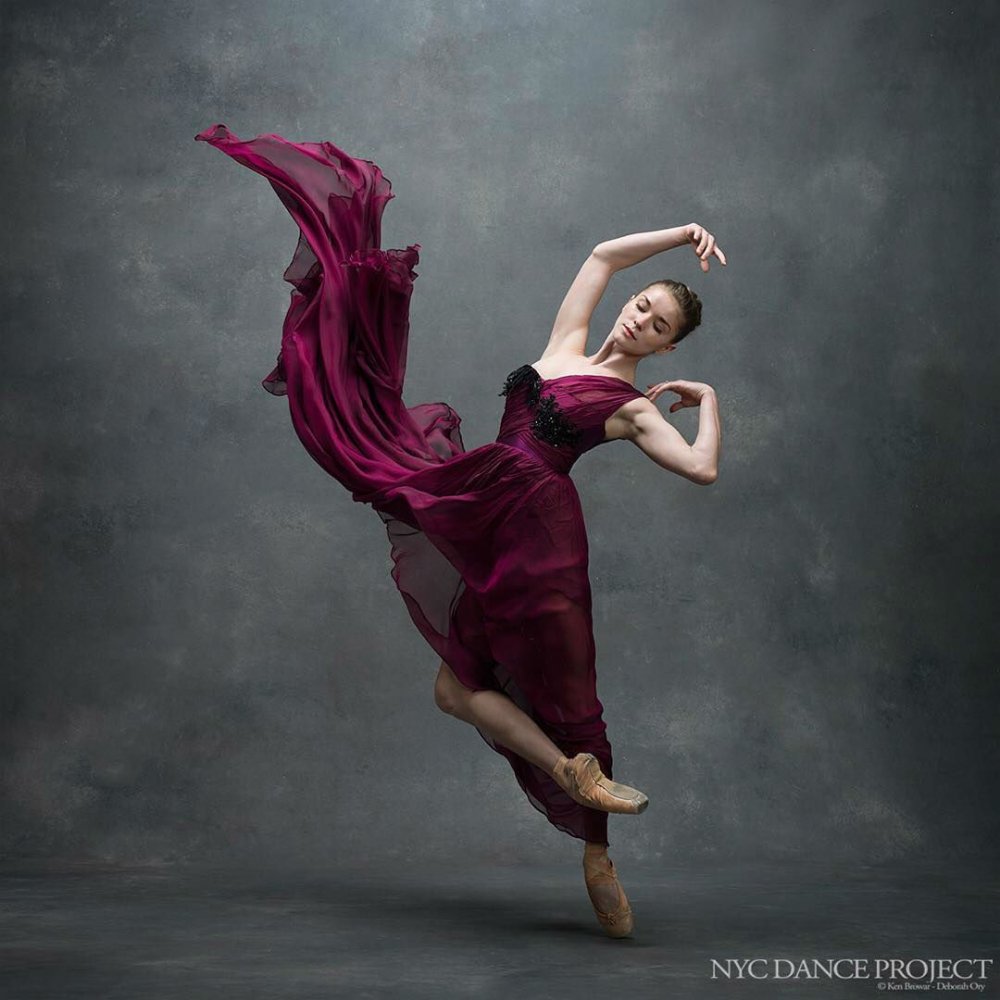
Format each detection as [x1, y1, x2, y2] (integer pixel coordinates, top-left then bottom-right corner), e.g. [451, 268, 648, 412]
[684, 223, 727, 273]
[645, 379, 715, 413]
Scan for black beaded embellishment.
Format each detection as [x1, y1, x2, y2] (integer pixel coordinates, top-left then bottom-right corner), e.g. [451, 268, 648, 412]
[499, 364, 582, 448]
[531, 391, 583, 447]
[499, 364, 541, 406]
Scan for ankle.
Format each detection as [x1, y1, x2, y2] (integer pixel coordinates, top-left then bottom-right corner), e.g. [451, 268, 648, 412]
[584, 841, 609, 856]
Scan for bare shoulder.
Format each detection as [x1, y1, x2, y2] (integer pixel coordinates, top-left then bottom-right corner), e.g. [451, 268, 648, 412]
[530, 350, 637, 383]
[604, 395, 659, 441]
[530, 350, 587, 377]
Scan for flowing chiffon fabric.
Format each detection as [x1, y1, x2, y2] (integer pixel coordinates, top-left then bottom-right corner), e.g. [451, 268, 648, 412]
[195, 124, 646, 846]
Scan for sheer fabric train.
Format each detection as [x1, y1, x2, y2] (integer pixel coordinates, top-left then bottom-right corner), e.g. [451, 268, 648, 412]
[195, 125, 646, 846]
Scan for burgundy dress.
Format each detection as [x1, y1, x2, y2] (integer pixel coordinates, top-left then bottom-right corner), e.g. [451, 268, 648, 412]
[195, 125, 647, 847]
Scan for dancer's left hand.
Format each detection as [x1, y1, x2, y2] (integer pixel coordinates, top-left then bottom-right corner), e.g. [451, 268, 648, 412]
[646, 379, 715, 413]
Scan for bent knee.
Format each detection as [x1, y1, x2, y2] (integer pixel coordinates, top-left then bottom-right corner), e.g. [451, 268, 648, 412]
[434, 660, 472, 714]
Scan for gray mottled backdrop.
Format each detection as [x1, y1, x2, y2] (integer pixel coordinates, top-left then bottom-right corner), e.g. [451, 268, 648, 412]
[2, 0, 997, 868]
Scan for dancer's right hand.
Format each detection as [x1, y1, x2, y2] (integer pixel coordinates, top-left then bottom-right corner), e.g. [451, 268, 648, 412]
[684, 223, 727, 272]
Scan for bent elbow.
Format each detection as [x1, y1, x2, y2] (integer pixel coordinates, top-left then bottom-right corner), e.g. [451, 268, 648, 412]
[691, 465, 718, 486]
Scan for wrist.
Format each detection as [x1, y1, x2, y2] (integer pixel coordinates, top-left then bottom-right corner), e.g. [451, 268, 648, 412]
[666, 225, 693, 250]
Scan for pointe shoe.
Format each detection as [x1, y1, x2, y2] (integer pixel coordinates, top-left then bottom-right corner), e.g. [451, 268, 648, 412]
[551, 753, 649, 814]
[583, 852, 635, 938]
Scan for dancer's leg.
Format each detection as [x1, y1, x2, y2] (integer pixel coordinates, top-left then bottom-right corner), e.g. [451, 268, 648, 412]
[583, 841, 621, 913]
[437, 661, 628, 928]
[434, 660, 563, 774]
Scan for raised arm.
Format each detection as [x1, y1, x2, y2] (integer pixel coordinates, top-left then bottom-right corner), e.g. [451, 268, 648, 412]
[617, 383, 721, 485]
[594, 223, 725, 272]
[540, 250, 616, 358]
[542, 224, 726, 359]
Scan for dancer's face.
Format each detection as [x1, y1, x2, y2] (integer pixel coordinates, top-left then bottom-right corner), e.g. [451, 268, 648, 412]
[614, 287, 683, 356]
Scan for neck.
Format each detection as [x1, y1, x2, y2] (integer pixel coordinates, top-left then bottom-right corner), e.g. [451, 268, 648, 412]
[588, 335, 642, 382]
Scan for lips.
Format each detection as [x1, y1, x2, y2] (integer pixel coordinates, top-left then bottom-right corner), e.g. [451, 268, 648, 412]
[623, 324, 636, 340]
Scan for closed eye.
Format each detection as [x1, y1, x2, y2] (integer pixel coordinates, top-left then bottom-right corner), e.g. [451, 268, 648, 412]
[639, 299, 667, 334]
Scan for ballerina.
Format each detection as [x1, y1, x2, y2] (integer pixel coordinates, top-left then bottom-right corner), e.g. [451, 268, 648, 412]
[195, 124, 725, 938]
[434, 231, 725, 937]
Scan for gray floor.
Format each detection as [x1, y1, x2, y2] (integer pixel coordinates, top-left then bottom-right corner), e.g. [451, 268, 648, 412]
[1, 856, 997, 999]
